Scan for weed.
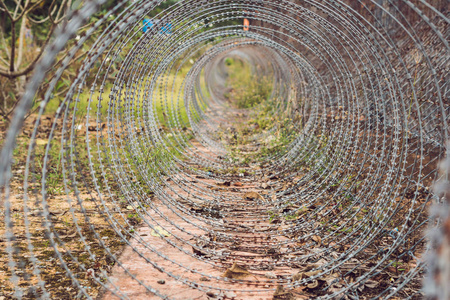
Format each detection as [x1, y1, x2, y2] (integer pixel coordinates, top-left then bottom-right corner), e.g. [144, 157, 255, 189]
[225, 58, 272, 109]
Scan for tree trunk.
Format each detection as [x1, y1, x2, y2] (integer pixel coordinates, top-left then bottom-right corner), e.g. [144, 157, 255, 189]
[15, 17, 27, 98]
[16, 16, 26, 72]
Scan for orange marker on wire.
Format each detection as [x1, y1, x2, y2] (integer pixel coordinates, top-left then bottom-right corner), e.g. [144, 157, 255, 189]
[243, 18, 249, 31]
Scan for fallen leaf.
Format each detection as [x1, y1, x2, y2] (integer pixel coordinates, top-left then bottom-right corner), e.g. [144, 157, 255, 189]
[273, 285, 294, 299]
[233, 182, 243, 186]
[150, 226, 170, 237]
[49, 210, 68, 216]
[222, 262, 251, 279]
[35, 139, 48, 146]
[364, 279, 379, 288]
[312, 235, 322, 245]
[293, 272, 303, 281]
[243, 192, 264, 200]
[307, 280, 319, 289]
[321, 273, 339, 286]
[293, 269, 321, 281]
[192, 246, 208, 257]
[264, 272, 277, 279]
[59, 231, 78, 240]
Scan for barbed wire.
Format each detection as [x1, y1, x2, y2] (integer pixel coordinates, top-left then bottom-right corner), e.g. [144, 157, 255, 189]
[0, 0, 448, 299]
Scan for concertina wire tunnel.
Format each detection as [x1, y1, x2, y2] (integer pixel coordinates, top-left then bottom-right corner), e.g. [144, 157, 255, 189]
[0, 0, 448, 299]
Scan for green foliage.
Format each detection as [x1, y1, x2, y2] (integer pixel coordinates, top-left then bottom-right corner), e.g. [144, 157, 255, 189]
[224, 57, 234, 66]
[225, 58, 273, 109]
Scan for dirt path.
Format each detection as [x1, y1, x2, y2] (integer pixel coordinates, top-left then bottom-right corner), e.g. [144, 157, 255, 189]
[100, 97, 427, 299]
[102, 107, 304, 299]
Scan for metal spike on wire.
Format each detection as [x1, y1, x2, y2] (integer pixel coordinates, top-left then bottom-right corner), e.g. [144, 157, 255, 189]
[0, 0, 448, 299]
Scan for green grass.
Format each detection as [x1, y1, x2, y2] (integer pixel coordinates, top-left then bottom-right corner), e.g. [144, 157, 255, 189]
[38, 62, 205, 129]
[26, 58, 212, 193]
[220, 57, 301, 164]
[225, 58, 273, 109]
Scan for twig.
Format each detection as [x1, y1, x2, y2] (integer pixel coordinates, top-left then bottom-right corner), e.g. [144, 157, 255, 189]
[0, 1, 13, 20]
[0, 22, 56, 78]
[28, 15, 50, 24]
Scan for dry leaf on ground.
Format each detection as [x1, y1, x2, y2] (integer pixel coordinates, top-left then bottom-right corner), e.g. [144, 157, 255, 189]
[222, 262, 251, 279]
[243, 191, 264, 200]
[150, 226, 171, 237]
[273, 285, 295, 299]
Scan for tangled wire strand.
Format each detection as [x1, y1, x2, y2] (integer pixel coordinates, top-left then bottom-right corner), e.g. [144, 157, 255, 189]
[0, 0, 448, 299]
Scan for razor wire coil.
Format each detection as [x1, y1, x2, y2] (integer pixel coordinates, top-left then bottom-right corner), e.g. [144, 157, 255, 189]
[0, 0, 449, 299]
